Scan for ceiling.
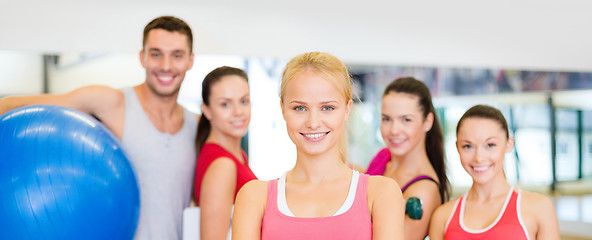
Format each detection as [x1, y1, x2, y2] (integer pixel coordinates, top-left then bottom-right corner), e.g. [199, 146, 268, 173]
[1, 0, 591, 71]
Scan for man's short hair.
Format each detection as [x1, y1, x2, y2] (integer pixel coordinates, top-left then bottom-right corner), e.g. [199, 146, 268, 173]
[143, 16, 193, 52]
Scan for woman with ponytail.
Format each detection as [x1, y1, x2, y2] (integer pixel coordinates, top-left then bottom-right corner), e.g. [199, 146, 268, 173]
[193, 66, 257, 240]
[366, 77, 450, 239]
[429, 105, 559, 240]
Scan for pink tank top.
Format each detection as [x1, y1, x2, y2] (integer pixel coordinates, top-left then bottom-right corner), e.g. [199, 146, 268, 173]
[261, 172, 372, 240]
[444, 187, 530, 240]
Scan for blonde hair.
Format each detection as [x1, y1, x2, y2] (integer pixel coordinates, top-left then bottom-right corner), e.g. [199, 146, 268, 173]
[280, 52, 353, 163]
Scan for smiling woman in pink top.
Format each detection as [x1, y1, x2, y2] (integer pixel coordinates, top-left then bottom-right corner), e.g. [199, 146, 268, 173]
[232, 52, 404, 240]
[429, 105, 559, 240]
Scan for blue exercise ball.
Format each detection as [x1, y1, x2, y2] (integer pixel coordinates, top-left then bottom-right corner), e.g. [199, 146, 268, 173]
[0, 105, 139, 240]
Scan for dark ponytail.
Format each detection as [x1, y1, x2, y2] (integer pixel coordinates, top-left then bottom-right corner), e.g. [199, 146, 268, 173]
[196, 115, 211, 154]
[383, 77, 450, 203]
[196, 66, 249, 154]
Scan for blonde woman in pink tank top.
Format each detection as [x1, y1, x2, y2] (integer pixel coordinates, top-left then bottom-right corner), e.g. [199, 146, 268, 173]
[232, 52, 405, 240]
[429, 105, 559, 240]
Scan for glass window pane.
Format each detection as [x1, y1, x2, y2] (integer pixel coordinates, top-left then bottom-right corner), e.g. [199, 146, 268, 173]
[556, 109, 578, 130]
[515, 128, 553, 185]
[513, 104, 550, 129]
[512, 104, 553, 185]
[556, 131, 579, 181]
[583, 111, 592, 179]
[555, 109, 580, 181]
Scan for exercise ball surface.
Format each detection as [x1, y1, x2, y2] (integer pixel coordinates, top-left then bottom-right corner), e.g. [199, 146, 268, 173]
[0, 105, 139, 240]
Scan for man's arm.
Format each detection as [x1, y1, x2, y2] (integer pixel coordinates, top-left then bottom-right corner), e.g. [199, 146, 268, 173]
[0, 85, 125, 138]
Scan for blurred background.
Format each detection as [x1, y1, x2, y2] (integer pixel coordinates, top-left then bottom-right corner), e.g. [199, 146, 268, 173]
[1, 0, 591, 238]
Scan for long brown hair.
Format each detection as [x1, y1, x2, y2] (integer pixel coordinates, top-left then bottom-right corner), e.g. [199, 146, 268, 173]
[196, 66, 249, 154]
[383, 77, 450, 202]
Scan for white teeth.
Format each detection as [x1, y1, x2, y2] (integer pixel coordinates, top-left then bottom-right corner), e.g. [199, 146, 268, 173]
[391, 139, 404, 144]
[158, 76, 173, 82]
[304, 133, 326, 139]
[473, 166, 491, 172]
[231, 121, 244, 126]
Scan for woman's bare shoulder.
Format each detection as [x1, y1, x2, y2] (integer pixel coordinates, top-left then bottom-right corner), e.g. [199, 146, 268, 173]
[367, 175, 400, 193]
[519, 190, 555, 215]
[433, 195, 459, 220]
[239, 180, 269, 195]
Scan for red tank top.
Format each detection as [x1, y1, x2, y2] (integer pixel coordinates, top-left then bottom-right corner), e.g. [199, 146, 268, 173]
[261, 172, 372, 240]
[193, 143, 257, 205]
[444, 187, 530, 239]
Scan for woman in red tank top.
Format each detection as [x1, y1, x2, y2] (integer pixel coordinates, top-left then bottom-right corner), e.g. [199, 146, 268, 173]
[429, 105, 559, 240]
[232, 52, 405, 240]
[193, 66, 257, 240]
